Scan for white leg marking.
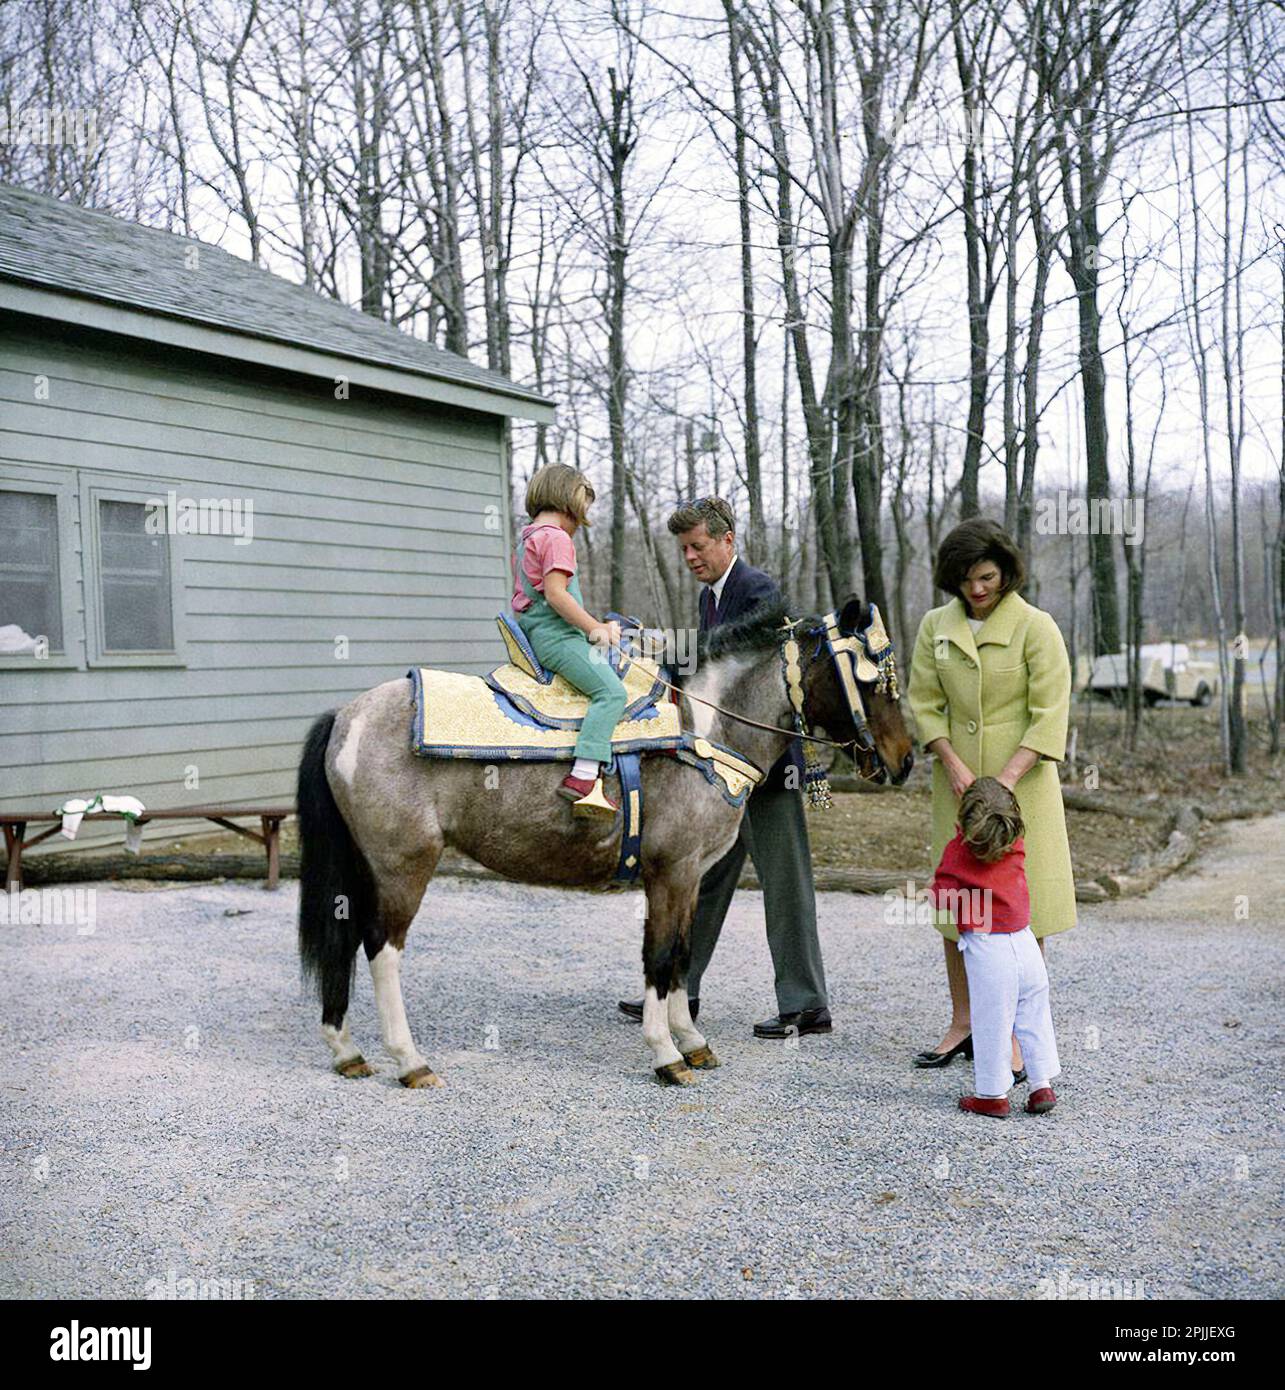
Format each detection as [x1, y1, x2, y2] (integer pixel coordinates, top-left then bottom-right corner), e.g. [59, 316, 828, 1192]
[642, 985, 683, 1069]
[667, 987, 706, 1054]
[333, 710, 367, 788]
[321, 1016, 364, 1066]
[369, 944, 430, 1076]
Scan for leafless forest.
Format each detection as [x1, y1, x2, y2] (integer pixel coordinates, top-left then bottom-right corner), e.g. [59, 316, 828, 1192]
[4, 0, 1284, 774]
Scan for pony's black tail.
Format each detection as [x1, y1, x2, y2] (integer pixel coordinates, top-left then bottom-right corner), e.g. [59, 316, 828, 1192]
[297, 711, 376, 1026]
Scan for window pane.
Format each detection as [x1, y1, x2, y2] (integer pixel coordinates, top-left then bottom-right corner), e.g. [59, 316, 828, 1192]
[0, 490, 63, 653]
[100, 499, 173, 651]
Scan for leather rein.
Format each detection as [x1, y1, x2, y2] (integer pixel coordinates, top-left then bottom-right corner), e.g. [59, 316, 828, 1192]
[605, 611, 900, 788]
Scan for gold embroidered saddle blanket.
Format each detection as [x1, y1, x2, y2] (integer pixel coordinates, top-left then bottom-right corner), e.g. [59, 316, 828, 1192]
[406, 613, 763, 805]
[410, 613, 681, 760]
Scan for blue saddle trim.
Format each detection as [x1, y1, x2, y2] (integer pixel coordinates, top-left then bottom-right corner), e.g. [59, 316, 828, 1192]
[497, 610, 552, 682]
[614, 752, 644, 883]
[409, 666, 427, 748]
[483, 666, 667, 730]
[673, 731, 757, 809]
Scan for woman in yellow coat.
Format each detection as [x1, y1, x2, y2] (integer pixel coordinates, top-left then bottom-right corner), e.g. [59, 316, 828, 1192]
[907, 517, 1076, 1072]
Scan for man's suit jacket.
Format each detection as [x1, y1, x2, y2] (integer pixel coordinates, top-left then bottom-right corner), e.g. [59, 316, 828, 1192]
[700, 557, 805, 794]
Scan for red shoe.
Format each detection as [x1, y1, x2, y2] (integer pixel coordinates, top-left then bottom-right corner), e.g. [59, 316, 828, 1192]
[1026, 1086, 1057, 1114]
[556, 773, 619, 818]
[959, 1095, 1010, 1118]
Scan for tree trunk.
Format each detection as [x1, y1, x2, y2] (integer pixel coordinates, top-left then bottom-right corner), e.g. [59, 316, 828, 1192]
[724, 3, 766, 564]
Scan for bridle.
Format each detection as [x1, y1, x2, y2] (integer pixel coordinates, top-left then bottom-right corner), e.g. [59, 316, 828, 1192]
[618, 604, 902, 807]
[780, 605, 902, 805]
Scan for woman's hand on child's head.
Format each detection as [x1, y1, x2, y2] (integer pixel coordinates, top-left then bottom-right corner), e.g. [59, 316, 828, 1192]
[948, 762, 975, 800]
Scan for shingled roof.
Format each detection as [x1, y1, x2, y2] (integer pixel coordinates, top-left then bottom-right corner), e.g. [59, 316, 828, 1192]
[0, 182, 552, 418]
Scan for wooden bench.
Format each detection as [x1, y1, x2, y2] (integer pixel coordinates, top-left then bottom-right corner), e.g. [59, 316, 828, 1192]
[1, 806, 294, 892]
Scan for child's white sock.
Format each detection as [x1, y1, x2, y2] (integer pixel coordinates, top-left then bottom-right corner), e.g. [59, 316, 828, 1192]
[571, 757, 599, 781]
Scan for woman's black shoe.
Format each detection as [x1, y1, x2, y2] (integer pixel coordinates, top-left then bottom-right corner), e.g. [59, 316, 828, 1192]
[912, 1035, 973, 1068]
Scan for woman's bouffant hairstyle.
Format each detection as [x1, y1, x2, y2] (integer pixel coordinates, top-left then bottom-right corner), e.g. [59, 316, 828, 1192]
[933, 517, 1026, 600]
[958, 776, 1025, 864]
[525, 464, 596, 525]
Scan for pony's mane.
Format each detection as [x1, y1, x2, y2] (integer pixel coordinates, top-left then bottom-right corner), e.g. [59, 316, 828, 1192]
[668, 596, 796, 687]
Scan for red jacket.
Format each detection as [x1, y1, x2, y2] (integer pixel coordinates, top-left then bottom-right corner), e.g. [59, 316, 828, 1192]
[929, 834, 1029, 933]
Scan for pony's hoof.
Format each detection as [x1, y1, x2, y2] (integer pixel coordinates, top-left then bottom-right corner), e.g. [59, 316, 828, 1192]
[682, 1045, 720, 1070]
[654, 1061, 697, 1086]
[400, 1066, 445, 1089]
[335, 1055, 374, 1079]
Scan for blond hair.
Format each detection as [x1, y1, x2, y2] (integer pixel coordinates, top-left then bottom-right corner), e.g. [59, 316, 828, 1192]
[525, 464, 596, 526]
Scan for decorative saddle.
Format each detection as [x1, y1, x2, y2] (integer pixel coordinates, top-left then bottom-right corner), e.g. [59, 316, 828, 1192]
[407, 612, 763, 883]
[410, 612, 683, 758]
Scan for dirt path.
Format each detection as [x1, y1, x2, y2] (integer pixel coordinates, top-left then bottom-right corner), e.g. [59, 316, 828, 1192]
[1116, 811, 1285, 925]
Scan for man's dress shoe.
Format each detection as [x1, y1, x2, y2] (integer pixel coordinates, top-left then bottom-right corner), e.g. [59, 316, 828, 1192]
[617, 997, 699, 1022]
[752, 1007, 832, 1038]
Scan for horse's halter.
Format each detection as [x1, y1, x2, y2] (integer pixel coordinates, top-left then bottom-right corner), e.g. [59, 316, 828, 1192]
[780, 604, 902, 807]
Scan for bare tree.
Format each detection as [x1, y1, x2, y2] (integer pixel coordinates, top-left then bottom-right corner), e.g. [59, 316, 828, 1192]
[1039, 0, 1212, 655]
[722, 0, 767, 562]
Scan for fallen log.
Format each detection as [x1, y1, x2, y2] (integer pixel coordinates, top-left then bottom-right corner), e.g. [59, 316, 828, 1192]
[16, 804, 1212, 905]
[23, 851, 301, 887]
[1094, 803, 1201, 899]
[1060, 788, 1169, 820]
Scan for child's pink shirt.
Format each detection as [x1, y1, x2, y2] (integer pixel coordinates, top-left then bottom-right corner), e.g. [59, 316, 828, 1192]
[511, 522, 578, 612]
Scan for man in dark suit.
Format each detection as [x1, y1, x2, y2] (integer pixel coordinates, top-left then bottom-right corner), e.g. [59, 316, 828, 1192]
[618, 496, 832, 1037]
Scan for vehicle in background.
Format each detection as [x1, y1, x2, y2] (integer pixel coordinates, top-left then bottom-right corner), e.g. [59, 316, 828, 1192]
[1085, 642, 1220, 708]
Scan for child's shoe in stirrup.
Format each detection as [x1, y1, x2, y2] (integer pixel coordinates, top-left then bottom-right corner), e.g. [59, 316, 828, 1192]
[1026, 1086, 1057, 1114]
[557, 773, 619, 818]
[959, 1095, 1010, 1118]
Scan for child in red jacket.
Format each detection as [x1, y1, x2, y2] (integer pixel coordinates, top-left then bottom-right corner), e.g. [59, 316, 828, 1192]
[930, 776, 1061, 1118]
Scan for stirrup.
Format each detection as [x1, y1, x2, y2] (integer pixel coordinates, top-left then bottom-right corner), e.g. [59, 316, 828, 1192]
[573, 776, 618, 819]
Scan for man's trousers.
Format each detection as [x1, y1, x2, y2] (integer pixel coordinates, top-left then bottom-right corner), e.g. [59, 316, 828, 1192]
[684, 781, 828, 1015]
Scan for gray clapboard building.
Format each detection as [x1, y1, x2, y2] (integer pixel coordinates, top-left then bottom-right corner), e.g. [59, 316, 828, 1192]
[0, 182, 553, 855]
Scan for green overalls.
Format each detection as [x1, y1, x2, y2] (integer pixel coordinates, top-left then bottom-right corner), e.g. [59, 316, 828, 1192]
[514, 526, 628, 764]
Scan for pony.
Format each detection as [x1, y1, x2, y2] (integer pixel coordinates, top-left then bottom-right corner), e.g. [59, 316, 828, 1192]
[296, 595, 914, 1087]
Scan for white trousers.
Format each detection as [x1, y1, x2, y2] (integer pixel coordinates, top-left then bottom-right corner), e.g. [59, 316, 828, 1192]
[958, 926, 1061, 1099]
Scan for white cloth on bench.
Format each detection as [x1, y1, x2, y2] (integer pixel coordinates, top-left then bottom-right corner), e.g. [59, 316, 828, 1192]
[55, 794, 147, 850]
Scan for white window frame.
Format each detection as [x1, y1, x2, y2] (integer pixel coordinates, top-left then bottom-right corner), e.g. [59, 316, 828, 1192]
[0, 466, 82, 670]
[79, 474, 188, 669]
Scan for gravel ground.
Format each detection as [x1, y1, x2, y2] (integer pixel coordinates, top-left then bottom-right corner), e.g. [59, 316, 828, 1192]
[2, 815, 1282, 1301]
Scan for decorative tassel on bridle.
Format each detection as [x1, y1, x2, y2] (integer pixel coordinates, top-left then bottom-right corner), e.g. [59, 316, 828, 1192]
[859, 606, 900, 702]
[780, 621, 835, 810]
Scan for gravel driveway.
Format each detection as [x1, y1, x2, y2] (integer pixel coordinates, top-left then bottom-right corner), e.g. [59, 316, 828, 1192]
[2, 816, 1281, 1300]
